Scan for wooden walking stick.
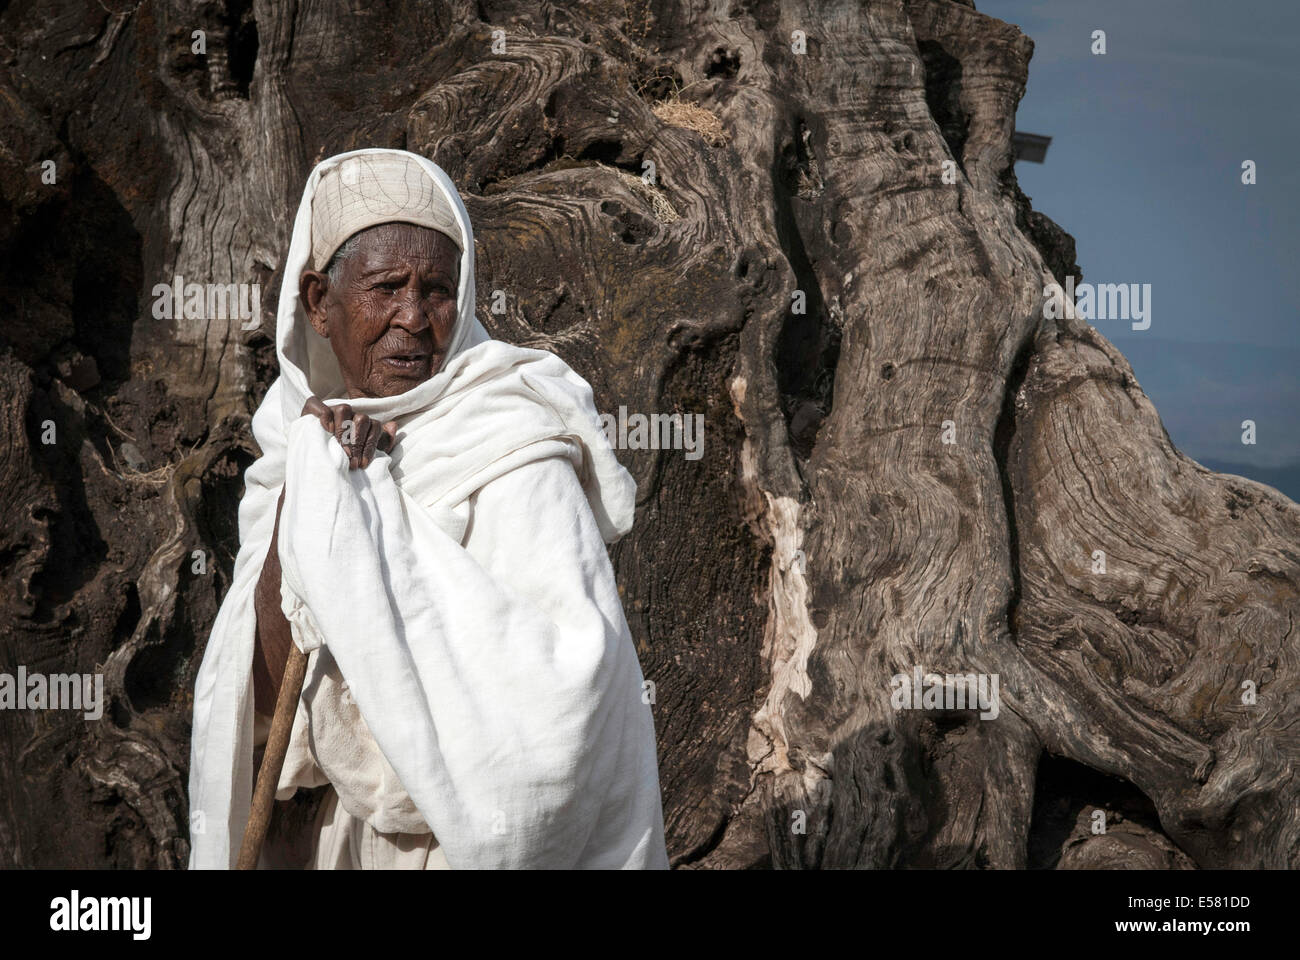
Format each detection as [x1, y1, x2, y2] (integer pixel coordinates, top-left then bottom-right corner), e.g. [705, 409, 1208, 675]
[237, 643, 309, 869]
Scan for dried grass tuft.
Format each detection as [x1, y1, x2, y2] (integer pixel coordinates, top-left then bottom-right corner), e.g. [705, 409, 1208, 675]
[594, 161, 681, 223]
[651, 99, 730, 148]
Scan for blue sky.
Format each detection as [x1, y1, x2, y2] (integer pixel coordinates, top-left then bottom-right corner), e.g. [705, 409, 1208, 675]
[978, 0, 1299, 496]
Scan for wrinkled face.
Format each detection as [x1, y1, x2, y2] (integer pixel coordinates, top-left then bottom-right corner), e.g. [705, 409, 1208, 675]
[300, 222, 460, 398]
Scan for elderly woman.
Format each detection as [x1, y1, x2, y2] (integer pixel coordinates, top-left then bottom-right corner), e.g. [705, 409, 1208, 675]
[188, 149, 668, 869]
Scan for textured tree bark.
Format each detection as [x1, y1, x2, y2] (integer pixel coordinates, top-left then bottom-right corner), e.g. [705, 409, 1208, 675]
[0, 0, 1295, 869]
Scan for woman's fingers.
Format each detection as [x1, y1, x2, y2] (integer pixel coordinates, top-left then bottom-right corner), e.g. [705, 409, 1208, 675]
[346, 412, 371, 469]
[330, 404, 354, 465]
[359, 417, 382, 468]
[330, 404, 353, 443]
[298, 401, 395, 469]
[352, 413, 374, 468]
[301, 396, 334, 433]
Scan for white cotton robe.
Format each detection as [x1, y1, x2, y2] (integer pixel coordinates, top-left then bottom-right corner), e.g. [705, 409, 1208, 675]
[187, 148, 669, 870]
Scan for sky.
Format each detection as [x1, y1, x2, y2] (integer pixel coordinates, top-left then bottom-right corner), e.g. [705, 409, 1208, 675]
[978, 0, 1299, 498]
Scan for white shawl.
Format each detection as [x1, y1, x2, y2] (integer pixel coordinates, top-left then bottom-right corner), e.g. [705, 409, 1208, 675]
[188, 148, 668, 869]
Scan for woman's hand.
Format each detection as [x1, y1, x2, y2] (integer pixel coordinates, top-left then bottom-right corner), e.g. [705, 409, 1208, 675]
[300, 396, 398, 470]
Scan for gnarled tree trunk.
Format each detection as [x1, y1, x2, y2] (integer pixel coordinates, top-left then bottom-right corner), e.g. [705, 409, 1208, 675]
[1, 0, 1295, 869]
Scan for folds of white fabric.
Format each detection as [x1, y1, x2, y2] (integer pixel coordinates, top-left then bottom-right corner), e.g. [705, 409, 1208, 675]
[273, 416, 666, 868]
[272, 641, 428, 835]
[307, 786, 451, 870]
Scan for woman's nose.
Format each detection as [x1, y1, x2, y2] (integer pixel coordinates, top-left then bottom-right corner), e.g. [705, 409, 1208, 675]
[391, 284, 430, 333]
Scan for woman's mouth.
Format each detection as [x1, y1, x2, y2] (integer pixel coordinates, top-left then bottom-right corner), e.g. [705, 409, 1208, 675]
[383, 353, 430, 373]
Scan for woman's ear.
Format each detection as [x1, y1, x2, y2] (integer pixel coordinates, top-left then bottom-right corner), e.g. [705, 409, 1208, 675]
[299, 269, 331, 339]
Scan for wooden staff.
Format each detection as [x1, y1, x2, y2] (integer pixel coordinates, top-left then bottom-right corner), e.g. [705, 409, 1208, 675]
[236, 644, 309, 869]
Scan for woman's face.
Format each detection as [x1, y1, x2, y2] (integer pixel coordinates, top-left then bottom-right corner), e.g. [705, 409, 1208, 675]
[300, 222, 460, 398]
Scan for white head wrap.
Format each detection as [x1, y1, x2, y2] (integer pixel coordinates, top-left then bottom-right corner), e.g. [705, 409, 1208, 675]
[310, 152, 463, 271]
